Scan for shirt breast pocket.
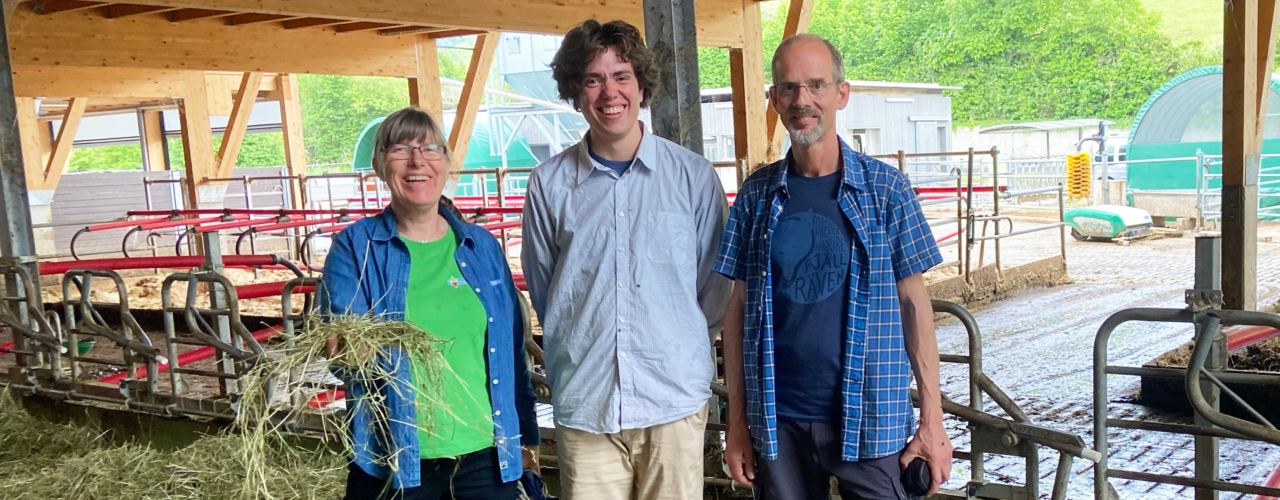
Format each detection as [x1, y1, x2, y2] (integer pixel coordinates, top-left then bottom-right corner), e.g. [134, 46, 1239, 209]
[645, 211, 694, 266]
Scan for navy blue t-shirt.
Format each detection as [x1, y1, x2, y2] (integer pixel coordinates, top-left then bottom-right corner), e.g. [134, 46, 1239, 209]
[588, 147, 632, 175]
[770, 168, 854, 422]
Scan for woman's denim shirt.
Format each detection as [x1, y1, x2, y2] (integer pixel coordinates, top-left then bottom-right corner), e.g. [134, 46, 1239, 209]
[320, 206, 539, 487]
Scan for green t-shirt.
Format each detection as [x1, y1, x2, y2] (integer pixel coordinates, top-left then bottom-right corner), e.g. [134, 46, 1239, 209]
[401, 228, 495, 458]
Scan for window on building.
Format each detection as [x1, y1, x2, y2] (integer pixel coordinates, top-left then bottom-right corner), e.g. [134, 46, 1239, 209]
[703, 137, 719, 161]
[848, 128, 881, 155]
[722, 136, 735, 161]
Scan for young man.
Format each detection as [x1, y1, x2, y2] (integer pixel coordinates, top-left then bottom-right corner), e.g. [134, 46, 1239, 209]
[520, 19, 732, 500]
[717, 34, 954, 499]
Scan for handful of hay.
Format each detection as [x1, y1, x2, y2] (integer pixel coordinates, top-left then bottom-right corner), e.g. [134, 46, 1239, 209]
[235, 314, 449, 498]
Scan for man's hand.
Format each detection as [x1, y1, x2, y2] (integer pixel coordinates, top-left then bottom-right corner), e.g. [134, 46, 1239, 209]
[522, 447, 538, 470]
[724, 420, 756, 487]
[900, 419, 953, 496]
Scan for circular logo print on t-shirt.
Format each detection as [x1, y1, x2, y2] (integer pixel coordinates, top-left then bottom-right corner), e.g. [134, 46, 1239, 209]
[773, 210, 849, 304]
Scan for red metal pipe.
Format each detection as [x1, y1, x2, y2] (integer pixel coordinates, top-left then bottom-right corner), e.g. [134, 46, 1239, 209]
[98, 325, 283, 385]
[319, 223, 351, 234]
[196, 217, 279, 233]
[507, 238, 522, 247]
[86, 217, 167, 232]
[482, 220, 522, 232]
[1258, 464, 1280, 500]
[309, 389, 345, 408]
[1226, 325, 1280, 352]
[252, 216, 346, 233]
[915, 186, 1007, 194]
[137, 214, 248, 231]
[127, 209, 383, 218]
[39, 254, 279, 275]
[935, 227, 964, 243]
[235, 282, 315, 300]
[0, 341, 13, 356]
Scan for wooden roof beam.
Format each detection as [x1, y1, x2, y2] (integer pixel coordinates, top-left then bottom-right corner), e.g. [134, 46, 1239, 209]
[26, 0, 105, 14]
[166, 8, 231, 22]
[102, 4, 176, 18]
[332, 21, 401, 33]
[426, 29, 487, 39]
[378, 25, 446, 36]
[225, 13, 295, 25]
[281, 17, 346, 29]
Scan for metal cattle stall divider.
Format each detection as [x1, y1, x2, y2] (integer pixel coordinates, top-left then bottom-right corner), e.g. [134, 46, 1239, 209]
[1094, 234, 1280, 499]
[927, 300, 1099, 500]
[875, 148, 1067, 290]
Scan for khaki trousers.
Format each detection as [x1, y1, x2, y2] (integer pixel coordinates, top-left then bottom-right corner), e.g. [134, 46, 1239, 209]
[555, 404, 709, 500]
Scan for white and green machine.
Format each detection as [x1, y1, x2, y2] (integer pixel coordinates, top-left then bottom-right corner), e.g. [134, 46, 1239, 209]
[1064, 205, 1153, 241]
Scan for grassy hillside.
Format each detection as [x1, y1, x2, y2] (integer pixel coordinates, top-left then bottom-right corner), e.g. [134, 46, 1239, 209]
[1139, 0, 1221, 46]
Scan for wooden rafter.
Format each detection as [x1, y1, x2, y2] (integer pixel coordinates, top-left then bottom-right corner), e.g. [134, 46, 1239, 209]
[225, 13, 294, 25]
[40, 98, 88, 191]
[332, 21, 400, 33]
[167, 8, 230, 22]
[426, 29, 487, 39]
[44, 0, 745, 46]
[13, 11, 419, 77]
[281, 17, 345, 29]
[102, 4, 175, 18]
[25, 0, 104, 14]
[379, 26, 446, 36]
[214, 72, 264, 178]
[448, 33, 498, 172]
[765, 0, 814, 162]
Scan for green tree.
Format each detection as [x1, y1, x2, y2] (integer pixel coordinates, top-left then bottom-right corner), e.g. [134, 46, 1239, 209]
[696, 0, 1219, 127]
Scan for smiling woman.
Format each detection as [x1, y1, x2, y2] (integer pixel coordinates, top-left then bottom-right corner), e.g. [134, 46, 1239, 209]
[321, 105, 541, 500]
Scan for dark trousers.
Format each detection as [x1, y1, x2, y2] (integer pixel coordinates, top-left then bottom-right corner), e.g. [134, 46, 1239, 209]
[343, 447, 519, 500]
[754, 420, 919, 500]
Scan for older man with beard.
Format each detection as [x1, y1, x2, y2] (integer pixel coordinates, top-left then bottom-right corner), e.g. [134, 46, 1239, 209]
[715, 34, 954, 500]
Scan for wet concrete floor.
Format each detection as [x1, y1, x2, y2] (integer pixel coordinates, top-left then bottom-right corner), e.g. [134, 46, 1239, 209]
[932, 218, 1280, 499]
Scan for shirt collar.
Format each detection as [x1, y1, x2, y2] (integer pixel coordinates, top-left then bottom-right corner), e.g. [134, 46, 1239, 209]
[368, 203, 475, 249]
[575, 122, 657, 185]
[769, 137, 868, 197]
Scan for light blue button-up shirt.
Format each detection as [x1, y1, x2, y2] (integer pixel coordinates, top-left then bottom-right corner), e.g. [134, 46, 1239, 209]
[521, 128, 732, 434]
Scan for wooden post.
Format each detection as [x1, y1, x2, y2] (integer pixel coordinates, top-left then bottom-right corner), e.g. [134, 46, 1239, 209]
[449, 32, 498, 171]
[142, 109, 168, 171]
[278, 74, 307, 210]
[1222, 0, 1279, 312]
[180, 71, 217, 210]
[215, 72, 264, 178]
[16, 97, 51, 190]
[414, 34, 444, 119]
[729, 0, 767, 177]
[765, 0, 815, 162]
[33, 97, 88, 192]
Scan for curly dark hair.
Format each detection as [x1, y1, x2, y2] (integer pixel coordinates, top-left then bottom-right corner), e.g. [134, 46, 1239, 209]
[550, 19, 661, 110]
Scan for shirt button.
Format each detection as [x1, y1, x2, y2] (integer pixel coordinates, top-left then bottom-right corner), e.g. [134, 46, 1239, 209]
[492, 379, 499, 385]
[460, 262, 467, 268]
[493, 410, 501, 416]
[489, 317, 494, 322]
[618, 212, 625, 217]
[619, 352, 626, 358]
[490, 347, 496, 353]
[619, 318, 625, 323]
[761, 271, 766, 277]
[475, 287, 481, 293]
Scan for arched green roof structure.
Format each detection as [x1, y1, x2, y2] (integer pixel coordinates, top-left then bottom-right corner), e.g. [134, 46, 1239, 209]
[1127, 66, 1280, 191]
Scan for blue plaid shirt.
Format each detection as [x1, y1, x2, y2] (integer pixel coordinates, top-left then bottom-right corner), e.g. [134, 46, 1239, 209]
[714, 138, 942, 461]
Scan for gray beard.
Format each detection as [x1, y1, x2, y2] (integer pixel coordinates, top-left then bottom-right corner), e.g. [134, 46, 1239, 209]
[789, 124, 825, 146]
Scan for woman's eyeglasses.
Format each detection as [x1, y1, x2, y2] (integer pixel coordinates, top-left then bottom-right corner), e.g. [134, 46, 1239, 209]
[386, 143, 447, 161]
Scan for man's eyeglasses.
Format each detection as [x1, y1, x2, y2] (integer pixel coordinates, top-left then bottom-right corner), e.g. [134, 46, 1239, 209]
[385, 143, 448, 161]
[773, 81, 834, 98]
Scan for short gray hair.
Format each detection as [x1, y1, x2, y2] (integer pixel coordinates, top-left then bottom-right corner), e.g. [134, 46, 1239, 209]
[771, 34, 846, 85]
[373, 107, 452, 180]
